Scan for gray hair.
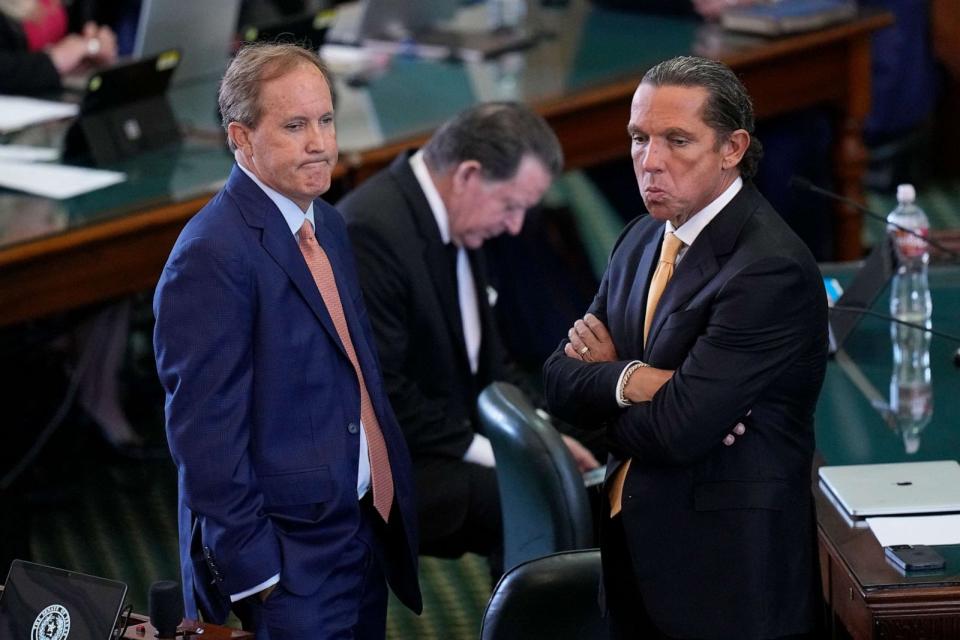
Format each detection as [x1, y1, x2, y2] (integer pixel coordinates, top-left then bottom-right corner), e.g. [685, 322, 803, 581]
[422, 102, 563, 181]
[642, 56, 763, 179]
[218, 42, 332, 152]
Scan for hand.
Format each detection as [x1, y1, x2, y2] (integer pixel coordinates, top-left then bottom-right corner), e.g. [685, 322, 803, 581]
[257, 584, 277, 603]
[722, 410, 751, 446]
[47, 34, 90, 75]
[561, 434, 600, 472]
[81, 22, 118, 67]
[564, 313, 618, 363]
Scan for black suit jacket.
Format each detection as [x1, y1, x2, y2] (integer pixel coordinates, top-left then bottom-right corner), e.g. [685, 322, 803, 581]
[338, 152, 526, 540]
[0, 13, 60, 94]
[544, 182, 828, 639]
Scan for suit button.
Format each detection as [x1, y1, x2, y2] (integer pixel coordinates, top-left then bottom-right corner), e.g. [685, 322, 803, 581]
[347, 422, 359, 434]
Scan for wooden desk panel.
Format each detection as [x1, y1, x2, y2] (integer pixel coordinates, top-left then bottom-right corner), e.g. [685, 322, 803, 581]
[123, 613, 253, 639]
[818, 486, 960, 639]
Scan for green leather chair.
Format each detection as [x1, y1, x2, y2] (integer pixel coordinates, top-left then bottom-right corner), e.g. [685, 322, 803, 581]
[478, 382, 594, 573]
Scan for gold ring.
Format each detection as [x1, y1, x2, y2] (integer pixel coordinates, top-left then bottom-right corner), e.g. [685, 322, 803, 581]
[578, 345, 589, 356]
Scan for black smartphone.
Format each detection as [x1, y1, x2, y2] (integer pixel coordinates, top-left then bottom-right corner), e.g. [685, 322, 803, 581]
[884, 545, 946, 572]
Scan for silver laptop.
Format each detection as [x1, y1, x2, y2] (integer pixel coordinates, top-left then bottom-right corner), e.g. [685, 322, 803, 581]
[0, 560, 127, 640]
[819, 460, 960, 517]
[134, 0, 242, 84]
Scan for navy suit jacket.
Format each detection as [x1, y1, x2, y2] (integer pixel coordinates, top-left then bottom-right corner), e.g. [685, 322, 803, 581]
[544, 182, 828, 639]
[154, 166, 422, 622]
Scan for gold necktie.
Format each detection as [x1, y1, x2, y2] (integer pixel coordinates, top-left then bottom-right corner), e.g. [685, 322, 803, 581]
[299, 220, 394, 522]
[610, 230, 685, 517]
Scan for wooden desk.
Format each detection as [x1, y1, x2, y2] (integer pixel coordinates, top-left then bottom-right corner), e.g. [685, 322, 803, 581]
[815, 265, 960, 638]
[123, 613, 253, 639]
[0, 6, 891, 328]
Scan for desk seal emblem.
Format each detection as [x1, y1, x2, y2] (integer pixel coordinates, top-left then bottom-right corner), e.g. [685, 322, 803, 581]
[32, 604, 71, 640]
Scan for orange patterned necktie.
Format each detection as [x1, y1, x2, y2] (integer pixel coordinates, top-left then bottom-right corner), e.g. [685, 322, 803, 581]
[299, 219, 394, 522]
[610, 231, 685, 517]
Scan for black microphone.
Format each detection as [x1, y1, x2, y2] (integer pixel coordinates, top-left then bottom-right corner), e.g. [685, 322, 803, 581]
[830, 305, 960, 368]
[789, 176, 960, 261]
[830, 305, 960, 343]
[149, 580, 184, 639]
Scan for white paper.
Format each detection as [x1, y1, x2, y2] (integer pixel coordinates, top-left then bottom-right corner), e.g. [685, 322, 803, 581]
[867, 514, 960, 546]
[0, 145, 60, 162]
[0, 160, 125, 199]
[0, 96, 78, 134]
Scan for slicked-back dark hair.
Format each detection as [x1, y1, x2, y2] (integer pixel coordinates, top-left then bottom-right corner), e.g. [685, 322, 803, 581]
[422, 102, 563, 181]
[642, 56, 763, 179]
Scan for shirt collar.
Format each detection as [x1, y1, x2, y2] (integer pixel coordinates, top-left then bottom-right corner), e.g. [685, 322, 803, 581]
[667, 176, 742, 248]
[409, 150, 451, 244]
[237, 161, 315, 236]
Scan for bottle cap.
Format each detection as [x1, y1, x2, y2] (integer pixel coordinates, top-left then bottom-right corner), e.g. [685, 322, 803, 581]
[896, 183, 916, 204]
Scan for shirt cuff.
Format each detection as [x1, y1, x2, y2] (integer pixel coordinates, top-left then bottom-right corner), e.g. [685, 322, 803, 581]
[231, 574, 280, 602]
[463, 433, 496, 467]
[615, 360, 647, 407]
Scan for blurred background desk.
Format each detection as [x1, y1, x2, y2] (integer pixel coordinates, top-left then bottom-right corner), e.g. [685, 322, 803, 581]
[0, 2, 891, 327]
[815, 264, 960, 639]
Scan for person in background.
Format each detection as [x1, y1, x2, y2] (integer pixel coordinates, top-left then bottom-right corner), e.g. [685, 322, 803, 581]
[338, 102, 600, 582]
[0, 0, 116, 95]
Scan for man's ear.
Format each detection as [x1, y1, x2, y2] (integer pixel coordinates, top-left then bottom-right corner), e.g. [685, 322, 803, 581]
[722, 129, 750, 170]
[451, 160, 483, 194]
[228, 121, 250, 155]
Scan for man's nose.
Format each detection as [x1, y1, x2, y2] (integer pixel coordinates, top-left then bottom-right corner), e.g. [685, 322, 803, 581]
[639, 141, 664, 172]
[306, 124, 327, 152]
[505, 211, 525, 235]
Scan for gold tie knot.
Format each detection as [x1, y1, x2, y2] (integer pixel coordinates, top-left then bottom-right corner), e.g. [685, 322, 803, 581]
[661, 231, 684, 265]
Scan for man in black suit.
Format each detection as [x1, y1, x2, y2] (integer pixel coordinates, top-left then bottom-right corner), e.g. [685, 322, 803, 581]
[338, 103, 599, 580]
[543, 57, 828, 639]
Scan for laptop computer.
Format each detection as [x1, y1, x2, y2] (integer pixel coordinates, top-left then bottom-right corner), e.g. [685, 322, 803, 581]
[819, 460, 960, 517]
[63, 51, 182, 165]
[0, 560, 127, 640]
[240, 9, 334, 48]
[134, 0, 242, 84]
[328, 0, 538, 60]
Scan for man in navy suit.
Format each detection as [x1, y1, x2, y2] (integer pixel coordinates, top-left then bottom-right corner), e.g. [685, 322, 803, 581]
[543, 57, 828, 639]
[153, 43, 421, 639]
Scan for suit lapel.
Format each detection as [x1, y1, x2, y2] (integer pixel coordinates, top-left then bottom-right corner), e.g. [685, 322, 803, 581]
[645, 183, 756, 350]
[229, 166, 349, 360]
[645, 236, 719, 350]
[628, 224, 661, 355]
[390, 155, 471, 367]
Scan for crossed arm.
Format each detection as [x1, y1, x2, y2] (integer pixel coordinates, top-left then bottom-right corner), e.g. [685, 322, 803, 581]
[562, 313, 746, 446]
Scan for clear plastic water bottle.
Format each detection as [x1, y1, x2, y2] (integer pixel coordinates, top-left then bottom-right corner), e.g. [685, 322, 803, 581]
[886, 183, 933, 453]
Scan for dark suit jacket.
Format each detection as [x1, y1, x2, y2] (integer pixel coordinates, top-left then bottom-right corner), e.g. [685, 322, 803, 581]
[0, 12, 61, 94]
[544, 182, 828, 639]
[154, 166, 422, 622]
[338, 152, 526, 543]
